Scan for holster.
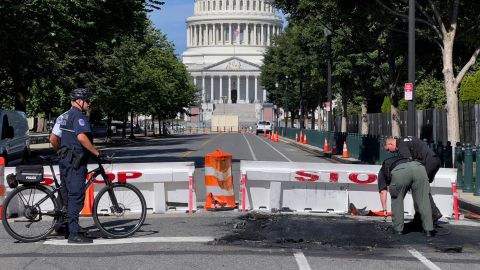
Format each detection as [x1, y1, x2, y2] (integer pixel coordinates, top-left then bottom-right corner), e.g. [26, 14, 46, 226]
[58, 147, 86, 169]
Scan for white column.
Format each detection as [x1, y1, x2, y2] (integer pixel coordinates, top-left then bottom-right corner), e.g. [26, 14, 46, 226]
[210, 76, 214, 102]
[263, 89, 266, 102]
[237, 76, 240, 101]
[221, 24, 224, 44]
[260, 24, 264, 45]
[193, 76, 197, 87]
[267, 24, 271, 45]
[220, 76, 223, 101]
[202, 75, 206, 102]
[246, 75, 249, 103]
[237, 24, 241, 45]
[253, 24, 257, 45]
[229, 23, 232, 44]
[228, 76, 232, 103]
[246, 23, 250, 45]
[254, 76, 258, 101]
[213, 24, 217, 45]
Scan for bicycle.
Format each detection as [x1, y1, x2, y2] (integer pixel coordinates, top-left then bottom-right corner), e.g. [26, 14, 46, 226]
[1, 154, 147, 242]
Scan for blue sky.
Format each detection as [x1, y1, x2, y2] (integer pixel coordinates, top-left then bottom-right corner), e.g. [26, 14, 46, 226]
[149, 1, 287, 56]
[149, 1, 194, 56]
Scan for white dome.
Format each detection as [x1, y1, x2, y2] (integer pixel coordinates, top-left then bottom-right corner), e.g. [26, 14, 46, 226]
[183, 0, 283, 122]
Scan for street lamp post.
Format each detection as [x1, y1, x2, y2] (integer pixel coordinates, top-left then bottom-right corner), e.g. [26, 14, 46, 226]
[284, 75, 289, 128]
[407, 0, 416, 136]
[275, 82, 279, 127]
[325, 26, 333, 132]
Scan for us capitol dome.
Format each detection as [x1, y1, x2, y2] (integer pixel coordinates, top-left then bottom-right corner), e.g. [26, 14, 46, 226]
[182, 0, 283, 123]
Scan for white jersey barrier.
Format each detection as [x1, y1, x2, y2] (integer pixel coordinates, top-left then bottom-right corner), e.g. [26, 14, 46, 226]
[4, 162, 196, 214]
[240, 161, 455, 218]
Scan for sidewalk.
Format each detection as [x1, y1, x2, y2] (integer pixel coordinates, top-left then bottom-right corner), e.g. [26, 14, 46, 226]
[278, 134, 480, 217]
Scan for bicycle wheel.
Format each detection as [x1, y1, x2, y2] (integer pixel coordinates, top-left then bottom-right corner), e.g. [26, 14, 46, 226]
[93, 183, 146, 238]
[1, 185, 60, 242]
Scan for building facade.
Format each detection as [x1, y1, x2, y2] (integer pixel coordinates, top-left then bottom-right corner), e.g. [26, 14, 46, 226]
[182, 0, 283, 123]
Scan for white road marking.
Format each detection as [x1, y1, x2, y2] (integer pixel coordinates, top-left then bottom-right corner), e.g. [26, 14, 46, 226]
[255, 134, 292, 162]
[243, 133, 257, 161]
[408, 248, 442, 270]
[44, 236, 215, 246]
[293, 250, 311, 270]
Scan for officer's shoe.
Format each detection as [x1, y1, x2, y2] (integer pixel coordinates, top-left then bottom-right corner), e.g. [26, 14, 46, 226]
[424, 230, 436, 238]
[68, 234, 93, 244]
[433, 214, 443, 224]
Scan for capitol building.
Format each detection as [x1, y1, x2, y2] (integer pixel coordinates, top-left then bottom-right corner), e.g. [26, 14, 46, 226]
[182, 0, 283, 124]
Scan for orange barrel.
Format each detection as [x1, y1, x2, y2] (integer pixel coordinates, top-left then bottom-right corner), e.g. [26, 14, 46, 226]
[204, 149, 236, 209]
[0, 157, 5, 220]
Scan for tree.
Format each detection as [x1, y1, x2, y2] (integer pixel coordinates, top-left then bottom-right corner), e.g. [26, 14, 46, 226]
[376, 0, 480, 145]
[459, 70, 480, 104]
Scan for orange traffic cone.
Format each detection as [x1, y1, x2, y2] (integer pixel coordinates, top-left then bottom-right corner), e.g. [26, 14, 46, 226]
[264, 130, 267, 137]
[299, 131, 304, 144]
[275, 132, 279, 142]
[303, 134, 308, 144]
[342, 141, 349, 158]
[323, 138, 329, 152]
[81, 182, 94, 216]
[295, 133, 299, 142]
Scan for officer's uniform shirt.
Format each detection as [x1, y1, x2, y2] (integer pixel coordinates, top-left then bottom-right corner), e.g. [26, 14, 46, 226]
[59, 107, 93, 155]
[377, 156, 410, 192]
[396, 137, 436, 164]
[52, 113, 67, 137]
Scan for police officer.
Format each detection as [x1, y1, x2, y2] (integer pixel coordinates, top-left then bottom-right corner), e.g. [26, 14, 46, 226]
[384, 137, 443, 225]
[59, 88, 101, 244]
[378, 156, 435, 236]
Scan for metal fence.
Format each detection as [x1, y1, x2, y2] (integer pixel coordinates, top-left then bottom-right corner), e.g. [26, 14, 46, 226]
[341, 103, 479, 145]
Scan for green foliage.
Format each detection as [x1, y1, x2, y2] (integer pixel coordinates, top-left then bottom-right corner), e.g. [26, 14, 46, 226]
[415, 76, 446, 109]
[381, 96, 391, 113]
[459, 70, 480, 104]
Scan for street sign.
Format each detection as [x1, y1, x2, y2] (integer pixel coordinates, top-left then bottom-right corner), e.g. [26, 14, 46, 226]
[404, 83, 413, 101]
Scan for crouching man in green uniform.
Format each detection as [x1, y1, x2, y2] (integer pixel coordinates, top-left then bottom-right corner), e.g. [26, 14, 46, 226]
[378, 156, 435, 237]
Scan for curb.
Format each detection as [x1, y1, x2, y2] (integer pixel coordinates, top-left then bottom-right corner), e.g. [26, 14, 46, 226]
[458, 198, 480, 215]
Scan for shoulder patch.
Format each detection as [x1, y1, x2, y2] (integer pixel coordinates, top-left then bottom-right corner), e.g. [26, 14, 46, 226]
[78, 119, 85, 126]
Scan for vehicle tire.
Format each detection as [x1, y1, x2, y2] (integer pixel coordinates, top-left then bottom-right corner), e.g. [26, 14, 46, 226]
[2, 185, 60, 242]
[92, 183, 147, 238]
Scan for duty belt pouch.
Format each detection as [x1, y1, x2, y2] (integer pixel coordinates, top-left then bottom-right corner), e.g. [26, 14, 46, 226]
[15, 165, 44, 184]
[71, 150, 86, 170]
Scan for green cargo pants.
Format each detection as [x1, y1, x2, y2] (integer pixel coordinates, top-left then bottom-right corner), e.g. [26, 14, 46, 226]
[389, 161, 433, 232]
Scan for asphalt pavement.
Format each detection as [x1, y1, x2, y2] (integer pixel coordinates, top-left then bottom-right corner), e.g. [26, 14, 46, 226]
[3, 133, 479, 269]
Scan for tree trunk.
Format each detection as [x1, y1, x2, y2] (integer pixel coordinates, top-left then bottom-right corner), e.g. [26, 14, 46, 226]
[129, 111, 135, 139]
[310, 108, 315, 129]
[317, 106, 324, 131]
[122, 116, 127, 139]
[290, 112, 295, 128]
[443, 35, 460, 146]
[106, 115, 113, 143]
[361, 99, 368, 135]
[13, 78, 27, 112]
[341, 95, 348, 132]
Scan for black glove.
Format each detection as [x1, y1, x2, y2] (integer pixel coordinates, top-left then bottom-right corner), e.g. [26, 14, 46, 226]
[96, 151, 106, 159]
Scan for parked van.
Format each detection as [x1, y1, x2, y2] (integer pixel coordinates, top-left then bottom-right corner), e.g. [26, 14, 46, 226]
[0, 110, 30, 165]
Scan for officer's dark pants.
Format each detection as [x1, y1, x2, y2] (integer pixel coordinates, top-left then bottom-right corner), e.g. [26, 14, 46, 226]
[389, 161, 433, 232]
[59, 159, 87, 235]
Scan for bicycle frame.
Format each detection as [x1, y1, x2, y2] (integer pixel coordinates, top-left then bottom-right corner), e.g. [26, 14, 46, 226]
[33, 159, 121, 217]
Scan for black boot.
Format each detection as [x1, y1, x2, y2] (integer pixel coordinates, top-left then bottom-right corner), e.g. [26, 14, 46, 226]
[68, 234, 93, 244]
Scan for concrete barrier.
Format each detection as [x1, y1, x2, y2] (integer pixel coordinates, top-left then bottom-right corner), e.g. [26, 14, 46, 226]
[3, 162, 196, 214]
[240, 161, 455, 218]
